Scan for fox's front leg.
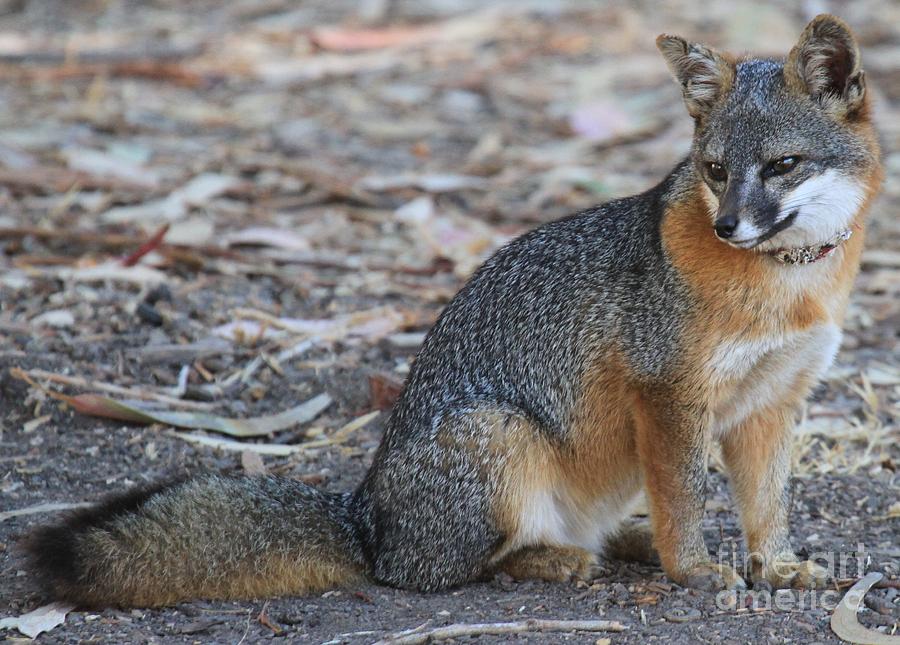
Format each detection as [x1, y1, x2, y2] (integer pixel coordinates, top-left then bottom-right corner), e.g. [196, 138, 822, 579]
[721, 410, 829, 589]
[633, 395, 745, 591]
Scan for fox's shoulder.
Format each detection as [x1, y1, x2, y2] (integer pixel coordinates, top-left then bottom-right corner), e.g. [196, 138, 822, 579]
[476, 159, 695, 278]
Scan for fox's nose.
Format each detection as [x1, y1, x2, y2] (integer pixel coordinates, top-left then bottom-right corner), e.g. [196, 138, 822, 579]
[714, 214, 738, 239]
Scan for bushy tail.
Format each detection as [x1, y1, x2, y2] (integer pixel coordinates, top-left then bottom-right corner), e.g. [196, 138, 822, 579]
[25, 474, 367, 608]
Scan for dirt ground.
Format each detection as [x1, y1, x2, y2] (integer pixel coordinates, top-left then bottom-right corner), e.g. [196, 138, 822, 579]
[0, 1, 898, 643]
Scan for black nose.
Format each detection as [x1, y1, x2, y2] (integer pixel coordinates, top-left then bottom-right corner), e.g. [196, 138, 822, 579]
[714, 214, 738, 239]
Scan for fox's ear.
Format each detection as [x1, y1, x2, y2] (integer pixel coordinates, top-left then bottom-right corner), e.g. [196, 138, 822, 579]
[785, 14, 865, 113]
[656, 35, 734, 120]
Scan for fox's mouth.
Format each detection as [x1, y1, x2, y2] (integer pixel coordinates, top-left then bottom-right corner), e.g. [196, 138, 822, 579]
[723, 210, 799, 250]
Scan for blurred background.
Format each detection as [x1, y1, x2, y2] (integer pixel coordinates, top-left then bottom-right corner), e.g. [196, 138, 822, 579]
[0, 1, 898, 640]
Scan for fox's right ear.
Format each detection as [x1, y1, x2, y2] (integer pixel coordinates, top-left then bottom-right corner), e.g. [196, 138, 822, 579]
[656, 35, 735, 120]
[784, 14, 865, 115]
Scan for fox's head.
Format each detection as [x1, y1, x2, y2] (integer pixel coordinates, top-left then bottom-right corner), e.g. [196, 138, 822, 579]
[657, 15, 880, 254]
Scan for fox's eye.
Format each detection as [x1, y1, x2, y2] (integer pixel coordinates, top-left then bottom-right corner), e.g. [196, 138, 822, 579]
[764, 156, 801, 178]
[706, 162, 727, 182]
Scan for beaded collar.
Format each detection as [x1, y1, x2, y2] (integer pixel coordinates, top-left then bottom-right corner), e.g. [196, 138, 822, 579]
[766, 229, 853, 265]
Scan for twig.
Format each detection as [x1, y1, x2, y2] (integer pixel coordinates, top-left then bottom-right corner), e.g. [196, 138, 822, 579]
[0, 167, 149, 193]
[0, 226, 246, 260]
[276, 337, 318, 363]
[238, 155, 384, 207]
[2, 61, 207, 87]
[121, 223, 170, 266]
[168, 431, 309, 456]
[0, 42, 203, 65]
[11, 367, 216, 410]
[0, 502, 92, 523]
[373, 618, 627, 644]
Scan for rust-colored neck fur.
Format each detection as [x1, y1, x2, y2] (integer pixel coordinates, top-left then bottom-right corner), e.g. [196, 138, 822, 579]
[661, 165, 882, 338]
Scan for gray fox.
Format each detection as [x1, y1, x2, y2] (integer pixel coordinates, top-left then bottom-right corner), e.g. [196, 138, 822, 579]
[25, 14, 882, 607]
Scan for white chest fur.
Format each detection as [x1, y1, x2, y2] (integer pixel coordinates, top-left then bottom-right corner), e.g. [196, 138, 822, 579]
[708, 323, 842, 437]
[497, 471, 643, 559]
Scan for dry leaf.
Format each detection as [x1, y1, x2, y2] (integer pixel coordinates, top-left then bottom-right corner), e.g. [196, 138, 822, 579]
[241, 450, 267, 475]
[170, 410, 379, 455]
[225, 227, 311, 251]
[11, 369, 331, 437]
[887, 502, 900, 519]
[101, 173, 241, 224]
[219, 307, 415, 343]
[59, 261, 167, 285]
[56, 392, 333, 437]
[0, 602, 74, 639]
[30, 309, 75, 328]
[359, 173, 488, 193]
[311, 25, 439, 51]
[369, 371, 405, 410]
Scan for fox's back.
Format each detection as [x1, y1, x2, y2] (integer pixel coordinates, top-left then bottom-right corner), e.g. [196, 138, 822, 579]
[384, 166, 694, 446]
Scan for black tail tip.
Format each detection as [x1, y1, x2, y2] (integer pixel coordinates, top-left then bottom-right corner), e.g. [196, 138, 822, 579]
[22, 522, 85, 605]
[21, 478, 184, 608]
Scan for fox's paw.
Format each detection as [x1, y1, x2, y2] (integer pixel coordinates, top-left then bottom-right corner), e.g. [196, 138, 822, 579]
[680, 563, 747, 592]
[753, 558, 829, 590]
[604, 520, 659, 565]
[497, 545, 598, 582]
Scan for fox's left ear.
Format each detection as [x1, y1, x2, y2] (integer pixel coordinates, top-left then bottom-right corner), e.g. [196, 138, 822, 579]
[785, 14, 866, 113]
[656, 35, 735, 120]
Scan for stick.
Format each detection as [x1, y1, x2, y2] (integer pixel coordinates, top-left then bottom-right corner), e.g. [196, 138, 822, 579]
[373, 618, 627, 644]
[0, 226, 246, 260]
[121, 223, 170, 266]
[0, 167, 149, 193]
[0, 42, 203, 65]
[0, 502, 92, 523]
[2, 61, 206, 87]
[11, 367, 216, 410]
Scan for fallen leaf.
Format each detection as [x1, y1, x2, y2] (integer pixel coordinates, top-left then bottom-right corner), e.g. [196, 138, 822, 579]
[0, 602, 74, 639]
[10, 368, 331, 438]
[864, 364, 900, 386]
[369, 371, 405, 410]
[101, 173, 241, 224]
[56, 392, 333, 437]
[63, 146, 160, 189]
[165, 216, 215, 246]
[394, 198, 507, 277]
[225, 227, 311, 251]
[568, 97, 662, 145]
[220, 307, 416, 344]
[311, 25, 439, 51]
[30, 309, 75, 328]
[59, 261, 167, 285]
[241, 450, 267, 476]
[22, 413, 52, 433]
[358, 173, 489, 193]
[170, 410, 379, 455]
[212, 320, 284, 343]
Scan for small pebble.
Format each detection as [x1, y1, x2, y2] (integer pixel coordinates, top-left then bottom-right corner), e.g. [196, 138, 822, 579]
[136, 302, 164, 326]
[663, 607, 701, 623]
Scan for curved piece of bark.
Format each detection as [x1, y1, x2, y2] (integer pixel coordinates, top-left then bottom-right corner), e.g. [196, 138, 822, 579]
[831, 572, 900, 645]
